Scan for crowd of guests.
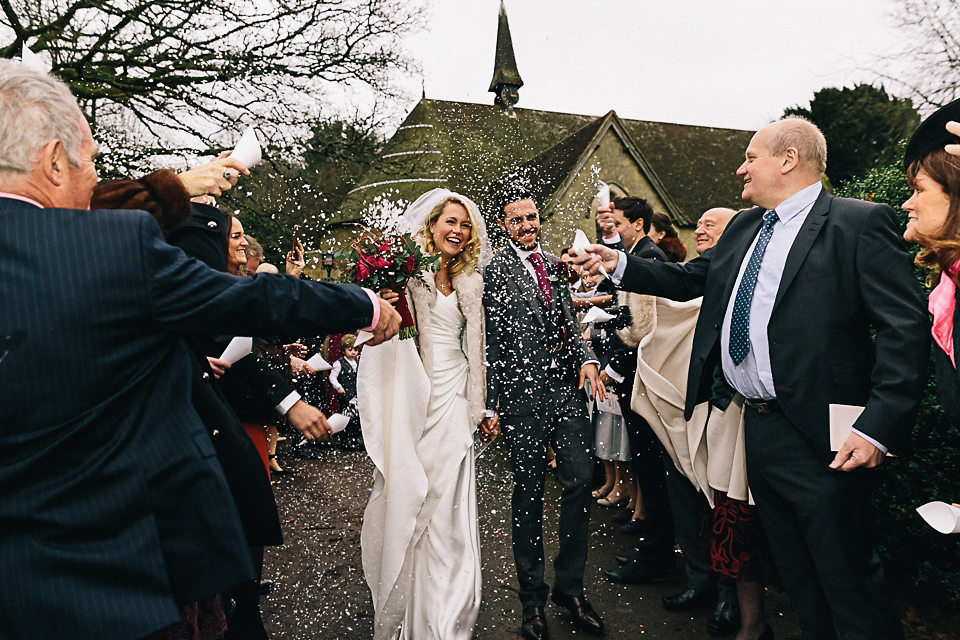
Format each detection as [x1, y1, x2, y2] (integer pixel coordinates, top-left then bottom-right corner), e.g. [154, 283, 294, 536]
[3, 51, 960, 640]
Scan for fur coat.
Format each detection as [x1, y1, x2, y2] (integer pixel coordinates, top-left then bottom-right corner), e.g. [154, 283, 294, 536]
[407, 268, 486, 427]
[615, 290, 655, 348]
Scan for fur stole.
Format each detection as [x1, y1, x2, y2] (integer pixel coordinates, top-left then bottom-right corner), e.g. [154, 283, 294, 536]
[407, 269, 486, 427]
[91, 169, 191, 234]
[615, 290, 655, 348]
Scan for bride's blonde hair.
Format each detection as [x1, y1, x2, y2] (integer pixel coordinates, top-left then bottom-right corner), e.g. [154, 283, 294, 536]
[421, 195, 483, 278]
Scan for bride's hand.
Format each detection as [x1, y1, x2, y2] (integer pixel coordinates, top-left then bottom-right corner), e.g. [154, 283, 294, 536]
[379, 288, 400, 306]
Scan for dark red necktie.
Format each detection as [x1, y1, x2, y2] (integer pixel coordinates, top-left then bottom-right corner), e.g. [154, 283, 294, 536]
[527, 252, 553, 309]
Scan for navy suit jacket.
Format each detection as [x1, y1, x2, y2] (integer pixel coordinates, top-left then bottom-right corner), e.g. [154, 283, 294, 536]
[0, 200, 374, 640]
[618, 191, 929, 454]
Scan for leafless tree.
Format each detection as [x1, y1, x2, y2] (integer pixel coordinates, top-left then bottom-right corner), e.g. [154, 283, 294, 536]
[878, 0, 960, 112]
[0, 0, 423, 164]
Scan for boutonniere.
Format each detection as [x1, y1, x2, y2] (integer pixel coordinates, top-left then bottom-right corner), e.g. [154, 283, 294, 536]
[547, 274, 559, 282]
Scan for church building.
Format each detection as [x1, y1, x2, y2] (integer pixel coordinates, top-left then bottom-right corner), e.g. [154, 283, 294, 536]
[330, 1, 753, 257]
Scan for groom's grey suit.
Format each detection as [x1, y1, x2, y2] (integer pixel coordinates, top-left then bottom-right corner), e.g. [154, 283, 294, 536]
[484, 244, 596, 607]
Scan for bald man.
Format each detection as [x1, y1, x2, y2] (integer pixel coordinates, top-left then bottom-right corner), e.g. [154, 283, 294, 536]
[694, 207, 736, 254]
[577, 117, 928, 640]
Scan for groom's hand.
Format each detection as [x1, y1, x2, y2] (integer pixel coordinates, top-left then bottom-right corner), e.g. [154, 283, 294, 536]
[580, 363, 606, 401]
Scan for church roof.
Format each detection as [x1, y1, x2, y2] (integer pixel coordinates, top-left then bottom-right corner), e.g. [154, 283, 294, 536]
[337, 98, 752, 228]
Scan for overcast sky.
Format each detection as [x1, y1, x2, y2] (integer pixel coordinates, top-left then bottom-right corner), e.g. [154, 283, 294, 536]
[395, 0, 908, 132]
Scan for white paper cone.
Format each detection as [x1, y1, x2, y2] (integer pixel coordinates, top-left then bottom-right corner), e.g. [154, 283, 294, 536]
[581, 306, 616, 324]
[306, 353, 332, 371]
[572, 229, 608, 277]
[355, 330, 375, 347]
[229, 126, 262, 168]
[327, 413, 351, 433]
[916, 501, 960, 534]
[218, 336, 252, 365]
[597, 182, 610, 207]
[21, 45, 51, 74]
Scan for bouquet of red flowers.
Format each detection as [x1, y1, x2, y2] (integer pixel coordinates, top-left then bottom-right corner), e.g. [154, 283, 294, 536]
[339, 227, 439, 339]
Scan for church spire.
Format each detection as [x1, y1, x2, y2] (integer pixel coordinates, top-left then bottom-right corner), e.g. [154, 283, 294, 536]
[488, 0, 523, 116]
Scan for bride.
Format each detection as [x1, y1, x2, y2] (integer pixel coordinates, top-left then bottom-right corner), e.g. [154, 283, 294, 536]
[358, 189, 493, 639]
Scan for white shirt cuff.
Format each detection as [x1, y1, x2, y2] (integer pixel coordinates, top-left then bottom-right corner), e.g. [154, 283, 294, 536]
[601, 232, 621, 244]
[483, 409, 495, 419]
[852, 428, 888, 455]
[611, 251, 627, 286]
[604, 365, 625, 383]
[276, 390, 301, 415]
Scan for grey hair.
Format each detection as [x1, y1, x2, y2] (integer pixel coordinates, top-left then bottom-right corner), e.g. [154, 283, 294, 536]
[769, 116, 827, 175]
[0, 59, 85, 174]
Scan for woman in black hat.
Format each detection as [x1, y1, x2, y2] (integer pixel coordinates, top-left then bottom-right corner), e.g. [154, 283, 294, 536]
[902, 102, 960, 425]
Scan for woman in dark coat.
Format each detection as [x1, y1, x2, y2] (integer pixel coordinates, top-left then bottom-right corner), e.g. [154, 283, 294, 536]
[902, 102, 960, 425]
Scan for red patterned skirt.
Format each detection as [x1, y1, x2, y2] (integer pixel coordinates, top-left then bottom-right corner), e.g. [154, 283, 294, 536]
[144, 595, 227, 640]
[706, 491, 769, 582]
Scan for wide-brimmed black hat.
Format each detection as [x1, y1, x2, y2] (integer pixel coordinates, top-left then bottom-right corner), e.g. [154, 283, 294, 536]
[904, 97, 960, 169]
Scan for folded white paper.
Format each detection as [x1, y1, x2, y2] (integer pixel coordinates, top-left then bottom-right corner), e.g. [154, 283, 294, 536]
[229, 126, 262, 168]
[327, 412, 351, 434]
[354, 330, 375, 347]
[596, 391, 622, 416]
[572, 229, 608, 278]
[21, 45, 51, 74]
[219, 336, 252, 365]
[597, 182, 610, 207]
[916, 501, 960, 534]
[828, 403, 894, 457]
[306, 353, 332, 371]
[581, 306, 616, 324]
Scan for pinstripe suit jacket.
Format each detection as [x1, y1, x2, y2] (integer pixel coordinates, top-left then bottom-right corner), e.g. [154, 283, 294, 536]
[0, 199, 375, 640]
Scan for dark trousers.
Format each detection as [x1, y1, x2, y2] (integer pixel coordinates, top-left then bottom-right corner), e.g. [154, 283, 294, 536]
[619, 382, 674, 568]
[502, 390, 593, 608]
[662, 458, 736, 602]
[745, 408, 904, 640]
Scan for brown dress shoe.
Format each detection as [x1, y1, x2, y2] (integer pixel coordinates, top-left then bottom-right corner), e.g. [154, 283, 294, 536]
[550, 592, 605, 636]
[521, 606, 549, 640]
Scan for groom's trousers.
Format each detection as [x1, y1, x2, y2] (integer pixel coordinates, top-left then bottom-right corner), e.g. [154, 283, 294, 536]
[502, 387, 593, 608]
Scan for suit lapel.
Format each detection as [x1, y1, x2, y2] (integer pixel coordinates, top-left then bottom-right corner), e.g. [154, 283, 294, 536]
[773, 190, 831, 311]
[719, 207, 765, 306]
[504, 249, 545, 327]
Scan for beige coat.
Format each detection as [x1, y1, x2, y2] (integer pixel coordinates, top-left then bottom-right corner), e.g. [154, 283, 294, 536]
[629, 297, 751, 506]
[407, 269, 486, 428]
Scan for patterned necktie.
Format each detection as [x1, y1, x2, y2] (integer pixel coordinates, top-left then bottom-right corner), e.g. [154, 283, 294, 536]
[729, 210, 778, 365]
[527, 252, 553, 309]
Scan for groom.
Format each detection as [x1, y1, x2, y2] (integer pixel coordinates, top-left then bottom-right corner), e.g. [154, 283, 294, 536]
[482, 188, 606, 639]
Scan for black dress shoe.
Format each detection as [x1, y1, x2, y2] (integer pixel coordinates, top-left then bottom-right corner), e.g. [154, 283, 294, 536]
[615, 554, 631, 565]
[258, 579, 274, 596]
[706, 601, 741, 637]
[661, 587, 718, 612]
[550, 592, 604, 636]
[605, 559, 673, 584]
[521, 606, 549, 640]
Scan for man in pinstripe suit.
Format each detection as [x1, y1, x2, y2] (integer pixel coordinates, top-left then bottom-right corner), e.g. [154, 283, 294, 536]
[0, 60, 399, 640]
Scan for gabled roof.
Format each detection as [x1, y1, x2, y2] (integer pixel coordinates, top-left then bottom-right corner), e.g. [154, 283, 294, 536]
[337, 98, 752, 226]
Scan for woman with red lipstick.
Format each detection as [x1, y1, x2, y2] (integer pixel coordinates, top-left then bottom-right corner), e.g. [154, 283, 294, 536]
[902, 101, 960, 426]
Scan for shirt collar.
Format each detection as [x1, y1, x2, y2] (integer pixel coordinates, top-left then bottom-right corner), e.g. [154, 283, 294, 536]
[510, 240, 543, 261]
[771, 182, 822, 224]
[0, 192, 44, 208]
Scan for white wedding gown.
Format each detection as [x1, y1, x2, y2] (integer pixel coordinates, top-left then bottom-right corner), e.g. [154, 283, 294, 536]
[359, 291, 482, 640]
